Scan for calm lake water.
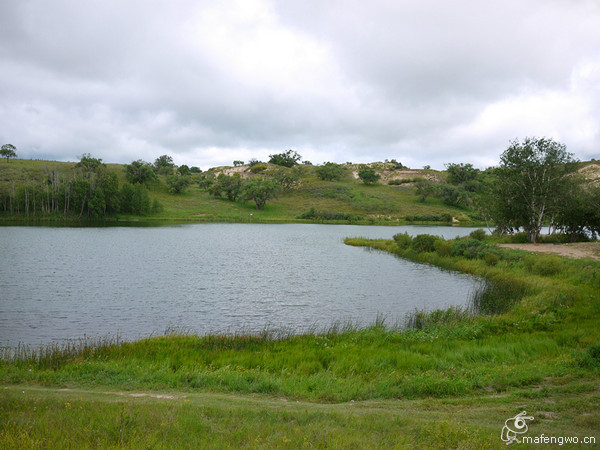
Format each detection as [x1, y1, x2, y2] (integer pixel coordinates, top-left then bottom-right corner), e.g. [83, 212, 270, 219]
[0, 224, 483, 346]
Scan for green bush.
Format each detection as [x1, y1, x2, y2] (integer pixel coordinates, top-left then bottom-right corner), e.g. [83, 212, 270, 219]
[469, 229, 486, 241]
[532, 256, 563, 276]
[450, 238, 485, 259]
[405, 213, 452, 223]
[484, 253, 500, 266]
[411, 234, 438, 253]
[249, 163, 267, 174]
[296, 208, 363, 222]
[523, 255, 564, 276]
[434, 240, 452, 257]
[393, 232, 412, 249]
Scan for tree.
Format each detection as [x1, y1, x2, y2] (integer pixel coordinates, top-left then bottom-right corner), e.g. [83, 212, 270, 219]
[484, 137, 578, 243]
[124, 160, 157, 184]
[76, 153, 104, 172]
[208, 173, 243, 201]
[177, 164, 191, 176]
[315, 162, 345, 181]
[268, 149, 301, 168]
[1, 144, 17, 162]
[233, 160, 244, 167]
[241, 177, 280, 210]
[166, 175, 191, 194]
[358, 166, 380, 185]
[273, 167, 300, 191]
[415, 179, 436, 202]
[445, 163, 479, 185]
[154, 154, 175, 175]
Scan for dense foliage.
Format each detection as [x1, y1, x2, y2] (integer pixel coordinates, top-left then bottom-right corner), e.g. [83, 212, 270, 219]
[480, 137, 579, 242]
[315, 162, 346, 181]
[268, 149, 302, 168]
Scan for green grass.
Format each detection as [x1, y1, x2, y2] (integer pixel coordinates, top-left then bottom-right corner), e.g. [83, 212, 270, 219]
[0, 159, 477, 225]
[1, 234, 600, 446]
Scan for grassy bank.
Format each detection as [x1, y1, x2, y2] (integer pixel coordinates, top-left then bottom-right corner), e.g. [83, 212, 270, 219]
[0, 158, 478, 225]
[1, 234, 600, 446]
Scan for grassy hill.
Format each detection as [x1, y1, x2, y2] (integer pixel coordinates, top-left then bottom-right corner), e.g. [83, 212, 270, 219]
[0, 159, 479, 225]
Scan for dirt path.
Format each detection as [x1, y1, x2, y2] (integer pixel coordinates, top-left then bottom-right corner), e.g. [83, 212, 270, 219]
[498, 242, 600, 261]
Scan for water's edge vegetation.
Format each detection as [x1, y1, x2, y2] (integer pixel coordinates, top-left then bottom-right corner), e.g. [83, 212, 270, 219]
[1, 233, 599, 447]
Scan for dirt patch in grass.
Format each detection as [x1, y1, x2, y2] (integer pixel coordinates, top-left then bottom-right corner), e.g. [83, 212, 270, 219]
[498, 242, 600, 260]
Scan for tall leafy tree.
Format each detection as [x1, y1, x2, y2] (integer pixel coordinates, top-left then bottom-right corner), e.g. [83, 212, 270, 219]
[1, 144, 17, 162]
[76, 153, 104, 172]
[268, 149, 301, 168]
[484, 137, 578, 242]
[154, 154, 175, 174]
[124, 160, 157, 184]
[241, 177, 280, 210]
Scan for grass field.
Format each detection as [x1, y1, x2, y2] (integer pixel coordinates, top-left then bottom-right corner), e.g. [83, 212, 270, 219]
[1, 232, 599, 447]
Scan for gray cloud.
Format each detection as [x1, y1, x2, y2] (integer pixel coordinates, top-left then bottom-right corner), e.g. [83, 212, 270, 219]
[1, 0, 599, 170]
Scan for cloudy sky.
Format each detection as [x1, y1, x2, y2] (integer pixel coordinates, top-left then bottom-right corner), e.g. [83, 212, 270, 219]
[1, 0, 599, 170]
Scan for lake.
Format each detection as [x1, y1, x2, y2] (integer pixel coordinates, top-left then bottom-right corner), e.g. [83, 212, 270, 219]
[0, 224, 483, 346]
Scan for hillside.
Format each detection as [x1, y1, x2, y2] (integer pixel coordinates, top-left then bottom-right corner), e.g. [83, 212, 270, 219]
[0, 159, 479, 225]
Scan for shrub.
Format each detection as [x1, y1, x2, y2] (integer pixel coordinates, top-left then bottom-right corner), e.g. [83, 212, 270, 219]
[484, 253, 500, 266]
[249, 163, 267, 174]
[469, 229, 486, 241]
[411, 234, 438, 253]
[532, 256, 563, 276]
[450, 238, 485, 259]
[434, 240, 452, 257]
[358, 167, 380, 185]
[315, 162, 346, 181]
[296, 208, 363, 222]
[393, 232, 412, 249]
[388, 179, 410, 185]
[405, 214, 452, 223]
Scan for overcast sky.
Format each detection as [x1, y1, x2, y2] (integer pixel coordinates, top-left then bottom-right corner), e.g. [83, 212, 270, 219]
[1, 0, 599, 170]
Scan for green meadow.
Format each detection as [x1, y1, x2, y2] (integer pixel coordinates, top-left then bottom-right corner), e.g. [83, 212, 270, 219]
[1, 232, 599, 447]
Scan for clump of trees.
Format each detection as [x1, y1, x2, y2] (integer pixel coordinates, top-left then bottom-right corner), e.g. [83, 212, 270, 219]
[201, 172, 281, 210]
[315, 162, 346, 181]
[0, 154, 162, 218]
[124, 160, 157, 184]
[480, 137, 593, 242]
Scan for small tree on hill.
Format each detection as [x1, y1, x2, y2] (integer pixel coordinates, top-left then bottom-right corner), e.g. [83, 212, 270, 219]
[124, 160, 157, 184]
[241, 177, 280, 210]
[1, 144, 17, 162]
[315, 162, 345, 181]
[268, 149, 301, 168]
[76, 153, 104, 172]
[358, 167, 380, 185]
[154, 154, 175, 174]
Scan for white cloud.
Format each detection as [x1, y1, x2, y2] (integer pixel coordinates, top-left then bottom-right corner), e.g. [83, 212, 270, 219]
[1, 0, 599, 169]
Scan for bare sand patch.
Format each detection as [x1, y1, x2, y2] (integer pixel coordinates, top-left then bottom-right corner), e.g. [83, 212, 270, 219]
[498, 242, 600, 261]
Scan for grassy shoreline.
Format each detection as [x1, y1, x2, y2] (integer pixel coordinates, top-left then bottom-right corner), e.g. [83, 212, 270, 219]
[2, 234, 599, 447]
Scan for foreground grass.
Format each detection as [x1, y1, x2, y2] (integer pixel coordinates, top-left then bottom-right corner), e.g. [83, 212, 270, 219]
[2, 381, 598, 448]
[1, 234, 600, 446]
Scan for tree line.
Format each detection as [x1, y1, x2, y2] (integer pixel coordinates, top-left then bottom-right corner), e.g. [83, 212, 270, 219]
[0, 154, 162, 218]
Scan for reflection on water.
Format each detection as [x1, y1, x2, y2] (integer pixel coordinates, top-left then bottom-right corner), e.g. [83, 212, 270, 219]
[0, 224, 483, 346]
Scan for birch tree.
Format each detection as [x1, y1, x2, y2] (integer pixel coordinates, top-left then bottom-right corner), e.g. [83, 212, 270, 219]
[488, 137, 577, 243]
